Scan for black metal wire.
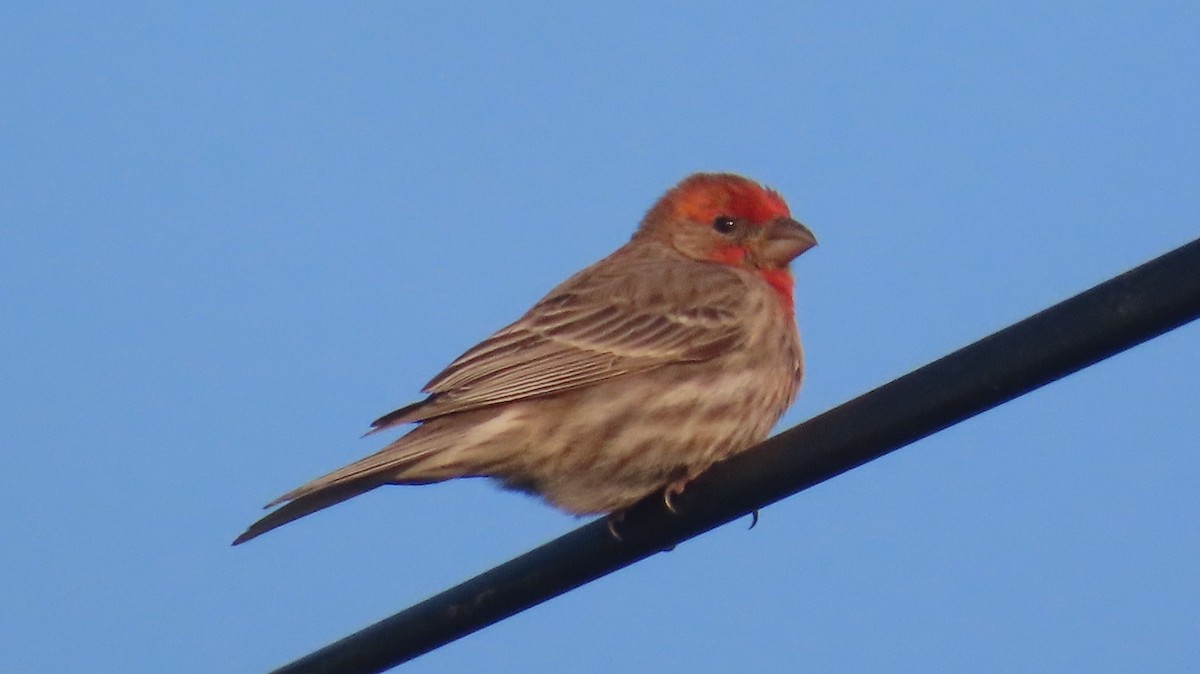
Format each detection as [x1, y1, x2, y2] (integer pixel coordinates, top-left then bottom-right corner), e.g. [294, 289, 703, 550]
[269, 237, 1200, 674]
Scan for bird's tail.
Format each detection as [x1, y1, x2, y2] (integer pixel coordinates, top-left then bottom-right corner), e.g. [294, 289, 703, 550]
[232, 430, 455, 546]
[232, 477, 386, 545]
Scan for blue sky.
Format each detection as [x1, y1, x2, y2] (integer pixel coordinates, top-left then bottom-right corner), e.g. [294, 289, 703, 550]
[2, 3, 1197, 672]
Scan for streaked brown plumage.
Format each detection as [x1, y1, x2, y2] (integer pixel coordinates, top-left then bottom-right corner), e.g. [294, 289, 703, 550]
[234, 173, 816, 545]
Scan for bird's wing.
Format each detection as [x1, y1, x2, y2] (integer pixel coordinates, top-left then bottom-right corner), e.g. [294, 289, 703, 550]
[370, 248, 747, 429]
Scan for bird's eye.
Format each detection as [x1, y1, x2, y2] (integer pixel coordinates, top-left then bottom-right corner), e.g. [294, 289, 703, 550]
[712, 216, 736, 234]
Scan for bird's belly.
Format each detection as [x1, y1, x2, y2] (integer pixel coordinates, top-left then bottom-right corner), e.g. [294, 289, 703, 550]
[488, 357, 796, 514]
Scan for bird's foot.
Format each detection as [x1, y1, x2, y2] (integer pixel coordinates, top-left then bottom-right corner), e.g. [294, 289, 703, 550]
[662, 479, 689, 514]
[605, 510, 626, 542]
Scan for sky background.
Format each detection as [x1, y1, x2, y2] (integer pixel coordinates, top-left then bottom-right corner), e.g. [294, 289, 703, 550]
[2, 3, 1198, 673]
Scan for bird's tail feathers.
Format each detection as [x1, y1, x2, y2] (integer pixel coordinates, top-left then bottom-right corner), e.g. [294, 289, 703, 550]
[232, 433, 454, 545]
[232, 478, 383, 545]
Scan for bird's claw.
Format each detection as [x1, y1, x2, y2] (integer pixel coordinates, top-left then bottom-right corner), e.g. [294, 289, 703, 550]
[605, 511, 626, 542]
[662, 480, 688, 514]
[748, 509, 760, 530]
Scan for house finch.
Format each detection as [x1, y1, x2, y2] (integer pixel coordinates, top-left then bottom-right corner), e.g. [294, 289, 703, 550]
[234, 173, 816, 545]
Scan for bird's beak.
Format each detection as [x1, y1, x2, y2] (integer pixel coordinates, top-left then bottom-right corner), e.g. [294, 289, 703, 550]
[760, 217, 817, 266]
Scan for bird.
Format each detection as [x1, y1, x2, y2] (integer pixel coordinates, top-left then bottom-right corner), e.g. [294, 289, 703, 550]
[233, 172, 816, 545]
